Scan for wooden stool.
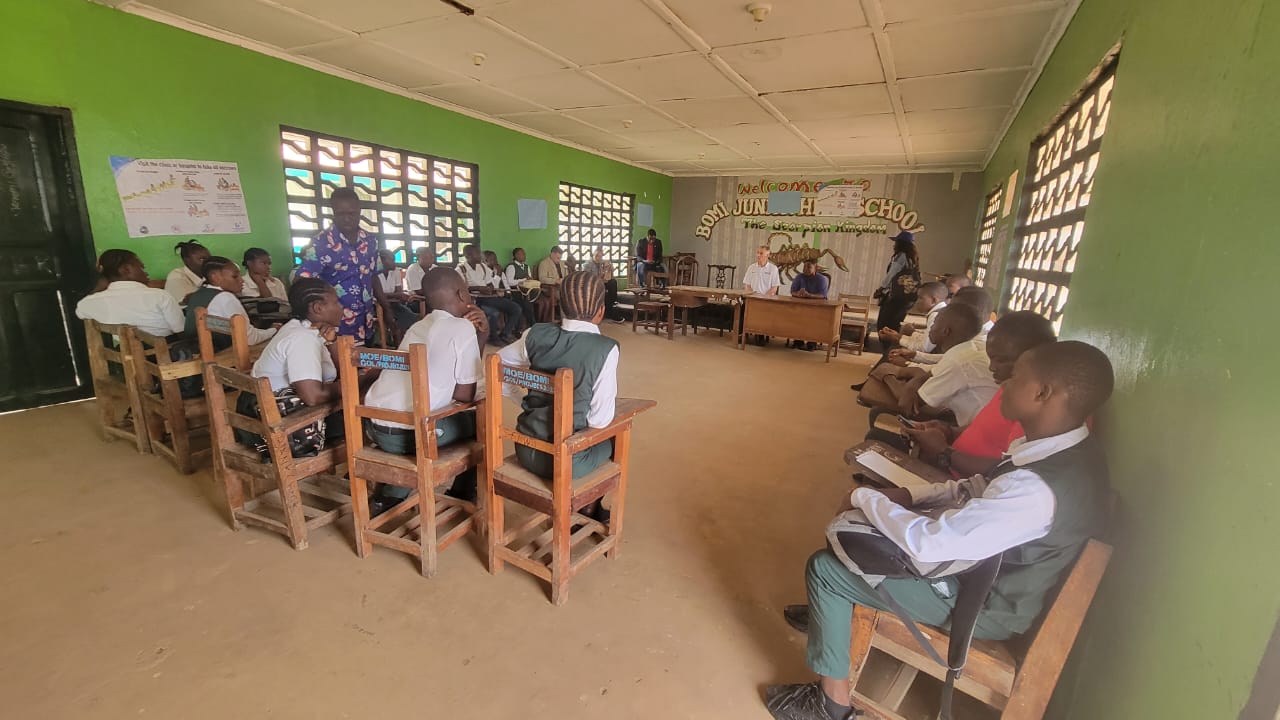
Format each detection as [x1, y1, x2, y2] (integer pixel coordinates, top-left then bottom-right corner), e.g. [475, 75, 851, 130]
[128, 328, 211, 474]
[82, 320, 150, 453]
[203, 362, 350, 550]
[481, 354, 656, 605]
[337, 338, 482, 578]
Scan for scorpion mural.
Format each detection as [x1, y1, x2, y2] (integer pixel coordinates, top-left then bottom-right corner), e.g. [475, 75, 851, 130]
[766, 232, 849, 279]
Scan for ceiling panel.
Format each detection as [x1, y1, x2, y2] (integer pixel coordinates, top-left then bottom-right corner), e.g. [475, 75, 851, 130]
[889, 7, 1060, 78]
[910, 130, 1000, 153]
[906, 107, 1009, 136]
[275, 0, 458, 33]
[656, 96, 776, 127]
[650, 160, 708, 173]
[664, 0, 867, 48]
[590, 53, 742, 102]
[883, 0, 1065, 24]
[488, 0, 692, 66]
[718, 29, 883, 93]
[366, 15, 566, 80]
[143, 0, 348, 49]
[898, 68, 1029, 111]
[420, 83, 546, 115]
[815, 135, 905, 156]
[830, 153, 910, 167]
[497, 111, 600, 136]
[491, 70, 631, 109]
[795, 115, 900, 140]
[298, 39, 469, 88]
[623, 127, 718, 148]
[694, 158, 767, 171]
[558, 129, 640, 151]
[912, 150, 988, 165]
[700, 124, 813, 156]
[565, 105, 681, 133]
[764, 84, 893, 121]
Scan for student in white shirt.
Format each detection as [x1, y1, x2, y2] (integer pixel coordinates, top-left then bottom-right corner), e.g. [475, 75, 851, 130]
[404, 246, 434, 306]
[487, 249, 536, 327]
[182, 256, 278, 348]
[377, 249, 421, 334]
[239, 248, 288, 301]
[75, 249, 185, 338]
[164, 240, 210, 305]
[765, 341, 1113, 720]
[889, 286, 995, 366]
[363, 267, 490, 510]
[457, 243, 522, 345]
[878, 281, 947, 353]
[507, 247, 551, 323]
[743, 245, 782, 346]
[893, 304, 998, 426]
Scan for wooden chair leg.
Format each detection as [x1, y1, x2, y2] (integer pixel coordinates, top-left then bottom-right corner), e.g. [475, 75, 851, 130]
[270, 438, 310, 549]
[849, 605, 878, 688]
[222, 467, 248, 530]
[419, 471, 439, 579]
[350, 470, 372, 559]
[550, 493, 572, 606]
[606, 429, 631, 560]
[487, 492, 505, 573]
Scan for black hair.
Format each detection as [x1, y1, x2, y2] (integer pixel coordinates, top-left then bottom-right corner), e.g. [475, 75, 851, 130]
[329, 187, 359, 204]
[550, 245, 563, 254]
[288, 277, 334, 320]
[989, 311, 1056, 354]
[647, 229, 657, 237]
[200, 255, 235, 281]
[174, 239, 207, 260]
[1026, 340, 1115, 419]
[423, 265, 465, 302]
[559, 270, 605, 321]
[512, 247, 524, 257]
[242, 247, 270, 266]
[917, 281, 946, 301]
[939, 302, 983, 339]
[951, 286, 994, 322]
[893, 238, 919, 268]
[96, 249, 139, 282]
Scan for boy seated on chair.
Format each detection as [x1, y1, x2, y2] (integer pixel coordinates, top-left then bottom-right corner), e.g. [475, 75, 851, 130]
[363, 267, 490, 513]
[876, 280, 947, 353]
[859, 304, 997, 427]
[764, 340, 1114, 720]
[498, 270, 618, 523]
[891, 286, 995, 366]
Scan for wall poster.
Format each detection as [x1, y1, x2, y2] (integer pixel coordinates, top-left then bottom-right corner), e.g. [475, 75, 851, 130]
[110, 156, 251, 238]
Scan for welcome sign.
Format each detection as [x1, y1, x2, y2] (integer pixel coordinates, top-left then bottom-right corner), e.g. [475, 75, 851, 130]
[693, 178, 924, 240]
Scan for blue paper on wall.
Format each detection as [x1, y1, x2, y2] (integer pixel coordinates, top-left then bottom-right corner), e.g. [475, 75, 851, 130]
[517, 198, 547, 229]
[768, 191, 802, 214]
[636, 202, 654, 227]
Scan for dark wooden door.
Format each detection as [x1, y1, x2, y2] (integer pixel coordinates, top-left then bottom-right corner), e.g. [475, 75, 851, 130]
[0, 101, 95, 412]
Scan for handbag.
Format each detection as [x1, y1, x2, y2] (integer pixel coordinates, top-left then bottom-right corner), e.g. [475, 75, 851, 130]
[233, 387, 327, 461]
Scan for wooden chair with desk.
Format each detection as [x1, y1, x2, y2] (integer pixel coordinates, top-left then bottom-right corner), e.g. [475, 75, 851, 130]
[82, 319, 151, 453]
[127, 327, 211, 474]
[481, 354, 656, 605]
[337, 338, 483, 578]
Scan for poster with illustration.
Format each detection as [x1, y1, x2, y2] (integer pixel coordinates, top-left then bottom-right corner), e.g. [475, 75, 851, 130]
[111, 156, 251, 238]
[814, 180, 867, 217]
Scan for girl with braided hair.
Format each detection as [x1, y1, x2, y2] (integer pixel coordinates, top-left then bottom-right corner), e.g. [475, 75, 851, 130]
[497, 270, 620, 520]
[76, 249, 185, 338]
[181, 256, 278, 347]
[164, 239, 210, 305]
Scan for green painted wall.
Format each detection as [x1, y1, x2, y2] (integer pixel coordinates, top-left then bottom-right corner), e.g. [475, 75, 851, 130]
[0, 0, 670, 277]
[982, 0, 1279, 717]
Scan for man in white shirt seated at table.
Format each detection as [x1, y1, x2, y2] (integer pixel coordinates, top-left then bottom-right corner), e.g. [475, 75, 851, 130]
[743, 244, 781, 346]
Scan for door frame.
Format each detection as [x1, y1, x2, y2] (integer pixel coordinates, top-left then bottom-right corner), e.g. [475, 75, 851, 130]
[0, 98, 98, 410]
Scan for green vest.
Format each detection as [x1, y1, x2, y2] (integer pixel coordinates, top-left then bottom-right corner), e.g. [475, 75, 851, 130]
[982, 433, 1110, 635]
[515, 323, 617, 442]
[183, 285, 230, 350]
[510, 262, 531, 281]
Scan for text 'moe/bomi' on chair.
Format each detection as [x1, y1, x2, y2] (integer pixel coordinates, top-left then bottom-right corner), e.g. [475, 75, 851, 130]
[337, 336, 482, 578]
[849, 539, 1114, 720]
[82, 319, 150, 453]
[203, 361, 350, 550]
[482, 354, 656, 605]
[127, 326, 211, 474]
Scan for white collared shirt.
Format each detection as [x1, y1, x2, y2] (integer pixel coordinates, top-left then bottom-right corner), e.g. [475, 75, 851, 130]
[377, 269, 402, 295]
[743, 261, 780, 295]
[457, 262, 498, 289]
[202, 286, 277, 345]
[505, 261, 530, 287]
[75, 280, 185, 337]
[901, 301, 947, 353]
[364, 309, 483, 429]
[916, 338, 999, 426]
[910, 319, 992, 366]
[251, 319, 335, 392]
[164, 265, 203, 305]
[497, 319, 619, 428]
[851, 425, 1091, 563]
[404, 263, 430, 296]
[240, 275, 288, 301]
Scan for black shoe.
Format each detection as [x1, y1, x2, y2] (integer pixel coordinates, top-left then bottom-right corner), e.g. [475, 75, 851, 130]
[367, 494, 394, 518]
[444, 475, 477, 504]
[849, 382, 865, 391]
[804, 342, 816, 352]
[783, 604, 810, 634]
[765, 682, 859, 720]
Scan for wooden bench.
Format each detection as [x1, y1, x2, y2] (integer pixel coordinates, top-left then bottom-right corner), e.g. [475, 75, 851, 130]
[203, 362, 350, 550]
[82, 319, 150, 453]
[336, 337, 483, 578]
[481, 354, 656, 605]
[849, 539, 1114, 719]
[128, 328, 211, 474]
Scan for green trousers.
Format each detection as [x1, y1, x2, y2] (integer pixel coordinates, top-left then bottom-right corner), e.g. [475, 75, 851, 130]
[804, 549, 1014, 679]
[515, 437, 613, 483]
[366, 410, 475, 500]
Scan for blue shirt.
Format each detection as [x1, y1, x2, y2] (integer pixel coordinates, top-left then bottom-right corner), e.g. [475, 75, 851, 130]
[790, 272, 829, 298]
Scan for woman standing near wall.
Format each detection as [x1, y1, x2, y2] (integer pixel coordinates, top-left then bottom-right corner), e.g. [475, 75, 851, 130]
[874, 230, 920, 331]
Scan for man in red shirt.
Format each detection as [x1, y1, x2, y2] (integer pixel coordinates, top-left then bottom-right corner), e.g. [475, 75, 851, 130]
[634, 229, 664, 287]
[904, 311, 1056, 477]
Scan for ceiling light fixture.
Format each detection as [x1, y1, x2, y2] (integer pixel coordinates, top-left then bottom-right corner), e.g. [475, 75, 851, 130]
[471, 52, 486, 66]
[746, 2, 771, 23]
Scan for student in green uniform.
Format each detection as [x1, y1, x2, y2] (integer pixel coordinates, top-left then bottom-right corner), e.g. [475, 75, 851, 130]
[763, 341, 1114, 720]
[183, 256, 278, 347]
[497, 271, 619, 520]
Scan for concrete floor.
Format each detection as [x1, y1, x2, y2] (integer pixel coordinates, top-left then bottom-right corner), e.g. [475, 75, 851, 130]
[0, 326, 899, 720]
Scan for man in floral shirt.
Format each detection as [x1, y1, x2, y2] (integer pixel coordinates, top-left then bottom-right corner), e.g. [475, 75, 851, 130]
[296, 187, 395, 344]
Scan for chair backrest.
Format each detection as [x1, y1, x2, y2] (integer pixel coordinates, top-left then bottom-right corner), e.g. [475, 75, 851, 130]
[335, 336, 443, 460]
[203, 361, 281, 453]
[705, 264, 737, 289]
[483, 353, 574, 488]
[128, 327, 203, 396]
[195, 307, 252, 369]
[645, 271, 669, 290]
[839, 292, 873, 320]
[82, 319, 133, 389]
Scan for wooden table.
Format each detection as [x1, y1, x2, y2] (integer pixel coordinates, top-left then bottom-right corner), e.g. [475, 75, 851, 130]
[665, 285, 746, 341]
[739, 294, 845, 361]
[843, 440, 951, 488]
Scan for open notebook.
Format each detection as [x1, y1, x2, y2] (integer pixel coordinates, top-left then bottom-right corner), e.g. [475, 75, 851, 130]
[855, 450, 934, 490]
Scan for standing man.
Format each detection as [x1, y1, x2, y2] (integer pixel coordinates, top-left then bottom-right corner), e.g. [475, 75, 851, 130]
[743, 244, 781, 346]
[635, 228, 664, 288]
[583, 246, 624, 322]
[788, 260, 830, 350]
[296, 187, 395, 345]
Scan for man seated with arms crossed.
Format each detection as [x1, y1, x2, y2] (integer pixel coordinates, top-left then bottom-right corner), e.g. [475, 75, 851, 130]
[765, 340, 1114, 720]
[904, 311, 1057, 478]
[743, 244, 781, 346]
[860, 304, 997, 427]
[787, 260, 830, 351]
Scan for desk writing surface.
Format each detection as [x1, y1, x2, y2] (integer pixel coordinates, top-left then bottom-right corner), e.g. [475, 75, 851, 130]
[844, 440, 950, 487]
[747, 294, 844, 307]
